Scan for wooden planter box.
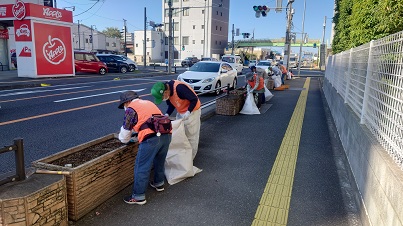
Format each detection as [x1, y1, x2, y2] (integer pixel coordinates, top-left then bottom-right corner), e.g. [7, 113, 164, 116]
[216, 91, 246, 116]
[32, 134, 138, 221]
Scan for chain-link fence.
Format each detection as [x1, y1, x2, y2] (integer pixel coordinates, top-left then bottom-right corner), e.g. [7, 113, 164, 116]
[325, 32, 403, 170]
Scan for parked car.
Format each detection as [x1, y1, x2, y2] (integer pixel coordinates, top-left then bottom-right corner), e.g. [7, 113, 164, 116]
[201, 57, 218, 61]
[256, 60, 273, 74]
[11, 52, 17, 68]
[221, 55, 243, 74]
[181, 57, 199, 67]
[177, 61, 237, 95]
[96, 55, 129, 73]
[74, 51, 108, 75]
[97, 54, 137, 72]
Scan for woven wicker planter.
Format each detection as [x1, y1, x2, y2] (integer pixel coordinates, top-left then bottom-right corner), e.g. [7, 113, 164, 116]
[32, 134, 138, 221]
[216, 90, 246, 116]
[266, 79, 274, 90]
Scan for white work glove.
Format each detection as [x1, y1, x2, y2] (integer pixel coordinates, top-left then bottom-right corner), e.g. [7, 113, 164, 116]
[246, 85, 251, 93]
[180, 111, 191, 120]
[164, 113, 169, 116]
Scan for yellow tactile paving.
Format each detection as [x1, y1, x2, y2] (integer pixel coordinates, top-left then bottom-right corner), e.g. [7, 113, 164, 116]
[252, 78, 311, 226]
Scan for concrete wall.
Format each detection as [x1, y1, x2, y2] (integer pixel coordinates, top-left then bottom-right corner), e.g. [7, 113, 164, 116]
[323, 78, 403, 226]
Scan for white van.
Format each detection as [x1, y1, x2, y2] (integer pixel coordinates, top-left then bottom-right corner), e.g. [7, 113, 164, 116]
[221, 55, 243, 74]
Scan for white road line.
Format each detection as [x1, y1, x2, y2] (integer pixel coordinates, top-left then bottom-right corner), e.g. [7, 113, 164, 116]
[54, 89, 146, 103]
[0, 86, 92, 97]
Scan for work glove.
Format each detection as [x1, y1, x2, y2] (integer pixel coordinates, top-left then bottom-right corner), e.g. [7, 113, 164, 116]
[180, 111, 191, 120]
[246, 85, 251, 93]
[164, 113, 169, 116]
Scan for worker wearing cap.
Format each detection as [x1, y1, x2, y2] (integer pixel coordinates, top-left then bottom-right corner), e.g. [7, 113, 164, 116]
[151, 81, 201, 160]
[245, 72, 265, 108]
[118, 91, 172, 205]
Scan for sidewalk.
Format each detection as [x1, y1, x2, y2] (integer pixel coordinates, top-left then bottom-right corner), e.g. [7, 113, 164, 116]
[67, 76, 361, 226]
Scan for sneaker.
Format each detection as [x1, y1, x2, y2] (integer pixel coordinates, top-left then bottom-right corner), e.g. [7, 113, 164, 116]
[123, 196, 146, 205]
[150, 182, 164, 192]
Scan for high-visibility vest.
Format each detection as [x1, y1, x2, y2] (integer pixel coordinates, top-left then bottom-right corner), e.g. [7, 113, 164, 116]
[280, 65, 287, 74]
[169, 80, 201, 114]
[129, 99, 162, 143]
[247, 74, 264, 90]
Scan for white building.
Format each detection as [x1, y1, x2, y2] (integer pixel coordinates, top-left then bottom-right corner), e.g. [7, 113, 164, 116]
[133, 30, 165, 64]
[71, 23, 122, 53]
[161, 0, 229, 61]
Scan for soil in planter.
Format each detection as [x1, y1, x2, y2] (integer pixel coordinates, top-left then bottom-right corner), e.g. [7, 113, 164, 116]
[49, 139, 126, 167]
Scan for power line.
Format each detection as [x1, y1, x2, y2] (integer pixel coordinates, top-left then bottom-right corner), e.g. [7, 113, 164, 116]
[74, 0, 100, 17]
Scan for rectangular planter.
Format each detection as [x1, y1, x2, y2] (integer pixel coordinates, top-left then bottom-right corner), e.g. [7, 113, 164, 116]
[216, 92, 246, 116]
[32, 134, 138, 221]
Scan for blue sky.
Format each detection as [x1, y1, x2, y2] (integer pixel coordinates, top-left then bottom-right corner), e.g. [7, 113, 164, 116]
[58, 0, 334, 50]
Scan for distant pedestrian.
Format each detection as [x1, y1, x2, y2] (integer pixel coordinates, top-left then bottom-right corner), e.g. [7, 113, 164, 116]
[118, 91, 172, 205]
[278, 63, 287, 85]
[151, 80, 201, 160]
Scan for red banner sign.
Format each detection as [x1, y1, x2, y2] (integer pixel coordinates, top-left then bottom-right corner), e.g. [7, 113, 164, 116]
[0, 28, 8, 39]
[14, 20, 32, 41]
[0, 3, 72, 22]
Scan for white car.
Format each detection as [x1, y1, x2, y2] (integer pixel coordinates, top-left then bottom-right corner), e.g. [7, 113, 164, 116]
[256, 60, 273, 74]
[177, 61, 238, 95]
[249, 60, 257, 67]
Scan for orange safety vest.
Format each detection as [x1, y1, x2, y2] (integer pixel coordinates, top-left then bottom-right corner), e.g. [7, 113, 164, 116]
[128, 100, 163, 143]
[280, 65, 287, 74]
[248, 74, 264, 90]
[169, 80, 201, 114]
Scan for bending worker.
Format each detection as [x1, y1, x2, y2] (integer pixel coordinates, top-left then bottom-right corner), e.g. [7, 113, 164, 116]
[246, 72, 265, 109]
[151, 80, 201, 160]
[118, 91, 171, 205]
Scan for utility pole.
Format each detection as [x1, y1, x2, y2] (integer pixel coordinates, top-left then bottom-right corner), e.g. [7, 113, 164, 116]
[284, 0, 294, 73]
[90, 25, 94, 51]
[322, 16, 326, 44]
[168, 0, 173, 73]
[252, 29, 255, 59]
[77, 20, 81, 49]
[231, 24, 234, 55]
[123, 19, 127, 57]
[297, 0, 306, 76]
[144, 7, 147, 67]
[203, 0, 207, 57]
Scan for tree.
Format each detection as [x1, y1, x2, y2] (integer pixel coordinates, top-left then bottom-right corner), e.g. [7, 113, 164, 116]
[102, 27, 122, 38]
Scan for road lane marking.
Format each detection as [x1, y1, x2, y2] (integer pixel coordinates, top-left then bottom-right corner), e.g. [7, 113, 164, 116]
[53, 89, 146, 103]
[0, 82, 155, 103]
[252, 78, 311, 226]
[0, 94, 151, 126]
[0, 86, 92, 97]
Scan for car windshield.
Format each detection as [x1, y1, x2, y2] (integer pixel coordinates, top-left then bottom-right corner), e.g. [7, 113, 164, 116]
[257, 61, 271, 66]
[189, 62, 220, 72]
[185, 57, 193, 60]
[221, 57, 235, 63]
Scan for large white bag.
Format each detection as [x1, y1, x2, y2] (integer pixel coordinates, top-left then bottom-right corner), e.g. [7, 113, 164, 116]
[240, 92, 260, 115]
[272, 75, 282, 87]
[164, 119, 202, 185]
[264, 86, 274, 101]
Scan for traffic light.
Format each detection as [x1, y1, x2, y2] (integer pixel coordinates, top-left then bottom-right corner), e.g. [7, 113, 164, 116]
[89, 35, 92, 42]
[253, 5, 270, 18]
[242, 33, 250, 38]
[313, 43, 317, 48]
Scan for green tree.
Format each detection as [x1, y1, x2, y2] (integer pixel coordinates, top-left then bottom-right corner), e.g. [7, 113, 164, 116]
[102, 27, 122, 38]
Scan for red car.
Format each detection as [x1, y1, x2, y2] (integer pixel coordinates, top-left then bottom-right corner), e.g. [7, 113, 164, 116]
[74, 51, 108, 75]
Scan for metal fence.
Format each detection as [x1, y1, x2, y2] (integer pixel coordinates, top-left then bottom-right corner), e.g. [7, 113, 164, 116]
[325, 31, 403, 170]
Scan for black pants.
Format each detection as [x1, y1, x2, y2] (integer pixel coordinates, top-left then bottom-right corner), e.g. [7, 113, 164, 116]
[254, 92, 264, 108]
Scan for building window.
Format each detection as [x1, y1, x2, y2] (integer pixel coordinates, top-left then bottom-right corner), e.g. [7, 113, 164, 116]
[174, 37, 179, 45]
[216, 11, 218, 15]
[201, 25, 204, 29]
[216, 26, 218, 30]
[106, 42, 109, 47]
[85, 38, 89, 43]
[164, 9, 169, 17]
[183, 36, 189, 45]
[202, 10, 204, 14]
[183, 8, 189, 16]
[221, 12, 222, 16]
[215, 41, 218, 45]
[165, 37, 168, 45]
[193, 25, 196, 29]
[147, 38, 149, 42]
[219, 41, 221, 45]
[147, 52, 149, 55]
[172, 8, 180, 17]
[112, 42, 116, 47]
[201, 40, 204, 44]
[183, 0, 189, 1]
[220, 27, 222, 31]
[192, 40, 195, 44]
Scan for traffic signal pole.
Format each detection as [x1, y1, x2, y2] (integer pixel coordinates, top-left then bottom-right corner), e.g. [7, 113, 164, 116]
[284, 0, 294, 73]
[231, 24, 234, 55]
[168, 0, 173, 73]
[144, 8, 147, 67]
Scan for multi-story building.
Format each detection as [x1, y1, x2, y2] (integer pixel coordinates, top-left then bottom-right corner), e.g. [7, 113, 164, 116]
[162, 0, 229, 61]
[133, 29, 165, 64]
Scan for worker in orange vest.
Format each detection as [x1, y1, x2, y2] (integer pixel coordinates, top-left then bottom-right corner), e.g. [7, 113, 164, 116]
[118, 91, 172, 205]
[278, 63, 288, 85]
[246, 72, 265, 108]
[151, 81, 201, 160]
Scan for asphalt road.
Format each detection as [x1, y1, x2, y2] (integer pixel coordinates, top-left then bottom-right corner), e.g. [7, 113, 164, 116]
[0, 72, 246, 175]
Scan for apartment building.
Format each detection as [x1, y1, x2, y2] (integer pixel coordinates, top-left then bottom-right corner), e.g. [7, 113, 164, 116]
[133, 30, 165, 64]
[162, 0, 229, 60]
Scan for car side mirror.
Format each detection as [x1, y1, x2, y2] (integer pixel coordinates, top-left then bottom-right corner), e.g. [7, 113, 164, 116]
[221, 69, 228, 73]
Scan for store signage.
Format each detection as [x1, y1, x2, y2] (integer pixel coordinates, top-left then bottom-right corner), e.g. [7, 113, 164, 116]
[0, 28, 8, 39]
[14, 20, 32, 41]
[12, 0, 26, 20]
[43, 35, 66, 65]
[19, 46, 31, 57]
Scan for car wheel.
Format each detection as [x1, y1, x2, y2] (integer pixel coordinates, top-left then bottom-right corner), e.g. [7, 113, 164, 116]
[128, 65, 135, 72]
[214, 81, 221, 95]
[99, 68, 107, 75]
[232, 78, 237, 90]
[120, 66, 128, 73]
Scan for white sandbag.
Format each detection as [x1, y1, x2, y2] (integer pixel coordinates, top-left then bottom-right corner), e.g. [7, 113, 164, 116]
[287, 71, 292, 80]
[164, 119, 202, 185]
[264, 86, 274, 101]
[272, 75, 282, 87]
[240, 92, 260, 115]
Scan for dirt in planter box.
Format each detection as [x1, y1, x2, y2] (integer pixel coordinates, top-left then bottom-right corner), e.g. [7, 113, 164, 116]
[49, 139, 126, 167]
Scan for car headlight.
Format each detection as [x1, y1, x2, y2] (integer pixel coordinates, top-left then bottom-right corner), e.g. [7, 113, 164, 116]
[202, 77, 215, 83]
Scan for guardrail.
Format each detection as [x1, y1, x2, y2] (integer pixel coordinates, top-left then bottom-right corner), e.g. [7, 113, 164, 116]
[0, 138, 26, 186]
[325, 31, 403, 170]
